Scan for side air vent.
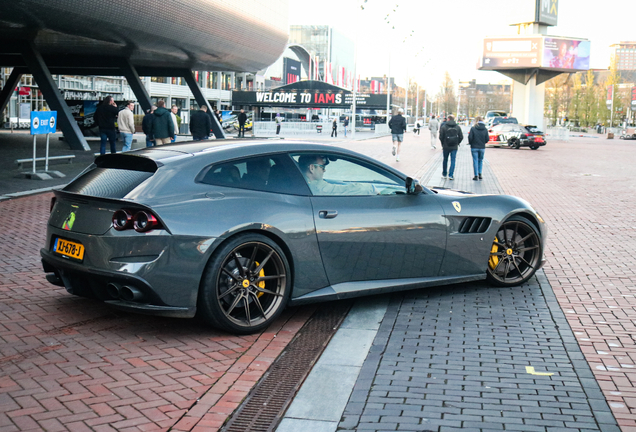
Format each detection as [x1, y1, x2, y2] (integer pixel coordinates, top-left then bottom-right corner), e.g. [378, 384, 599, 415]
[458, 217, 492, 233]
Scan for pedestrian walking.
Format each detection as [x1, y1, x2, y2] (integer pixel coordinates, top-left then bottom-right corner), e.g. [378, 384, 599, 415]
[151, 100, 175, 145]
[414, 119, 421, 135]
[237, 109, 247, 137]
[275, 113, 282, 135]
[468, 116, 489, 181]
[344, 116, 349, 137]
[428, 115, 439, 149]
[170, 105, 180, 142]
[190, 104, 212, 141]
[94, 96, 120, 155]
[439, 115, 463, 180]
[142, 105, 156, 147]
[118, 101, 135, 152]
[215, 109, 223, 125]
[388, 108, 406, 161]
[331, 118, 338, 137]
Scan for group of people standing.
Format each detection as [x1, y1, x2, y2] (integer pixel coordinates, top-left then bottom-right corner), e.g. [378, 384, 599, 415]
[389, 111, 489, 181]
[95, 96, 226, 155]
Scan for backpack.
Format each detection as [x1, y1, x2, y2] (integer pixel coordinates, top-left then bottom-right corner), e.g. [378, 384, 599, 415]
[444, 126, 460, 146]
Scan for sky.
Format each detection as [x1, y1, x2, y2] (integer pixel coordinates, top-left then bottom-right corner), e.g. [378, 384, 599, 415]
[288, 0, 635, 94]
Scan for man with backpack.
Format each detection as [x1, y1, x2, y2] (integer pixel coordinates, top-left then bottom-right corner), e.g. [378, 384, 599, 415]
[439, 115, 463, 180]
[388, 108, 407, 162]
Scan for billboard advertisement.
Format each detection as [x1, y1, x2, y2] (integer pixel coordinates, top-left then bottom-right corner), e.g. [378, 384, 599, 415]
[481, 37, 543, 69]
[542, 38, 590, 70]
[631, 87, 636, 110]
[480, 36, 590, 72]
[283, 58, 301, 85]
[606, 85, 614, 110]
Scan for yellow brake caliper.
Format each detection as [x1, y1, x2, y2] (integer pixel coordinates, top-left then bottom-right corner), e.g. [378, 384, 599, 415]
[255, 261, 266, 297]
[489, 236, 499, 269]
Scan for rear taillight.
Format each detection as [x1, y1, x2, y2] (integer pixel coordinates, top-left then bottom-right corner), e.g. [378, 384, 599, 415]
[112, 210, 133, 231]
[112, 209, 162, 232]
[133, 211, 160, 232]
[50, 197, 56, 213]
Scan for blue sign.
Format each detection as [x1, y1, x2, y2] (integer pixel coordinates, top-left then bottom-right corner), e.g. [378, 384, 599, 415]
[30, 111, 58, 135]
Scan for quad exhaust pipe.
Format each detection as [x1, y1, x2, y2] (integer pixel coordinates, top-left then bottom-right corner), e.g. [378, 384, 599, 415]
[107, 282, 144, 301]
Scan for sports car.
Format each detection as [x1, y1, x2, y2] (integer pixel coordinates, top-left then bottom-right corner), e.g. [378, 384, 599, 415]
[488, 124, 547, 150]
[41, 141, 547, 334]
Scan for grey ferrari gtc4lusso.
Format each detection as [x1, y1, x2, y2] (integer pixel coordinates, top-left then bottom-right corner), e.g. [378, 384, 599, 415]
[42, 141, 547, 334]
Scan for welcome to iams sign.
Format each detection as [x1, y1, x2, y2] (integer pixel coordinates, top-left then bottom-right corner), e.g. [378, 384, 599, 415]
[233, 81, 390, 109]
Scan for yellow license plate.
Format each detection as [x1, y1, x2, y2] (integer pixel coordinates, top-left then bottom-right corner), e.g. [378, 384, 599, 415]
[54, 238, 85, 261]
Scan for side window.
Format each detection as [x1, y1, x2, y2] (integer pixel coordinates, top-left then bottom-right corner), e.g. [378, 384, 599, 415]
[198, 154, 309, 195]
[291, 153, 406, 196]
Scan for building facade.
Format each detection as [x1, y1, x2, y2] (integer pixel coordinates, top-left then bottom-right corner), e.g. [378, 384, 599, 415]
[289, 25, 354, 86]
[610, 41, 636, 71]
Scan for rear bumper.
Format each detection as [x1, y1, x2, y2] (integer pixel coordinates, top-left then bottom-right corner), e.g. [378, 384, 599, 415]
[41, 249, 195, 318]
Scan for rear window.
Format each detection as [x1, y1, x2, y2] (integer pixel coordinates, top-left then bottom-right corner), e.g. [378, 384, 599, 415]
[198, 154, 310, 196]
[526, 126, 542, 133]
[64, 167, 153, 198]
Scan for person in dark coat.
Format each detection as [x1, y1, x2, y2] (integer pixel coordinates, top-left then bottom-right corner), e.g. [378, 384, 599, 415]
[331, 118, 338, 137]
[190, 105, 212, 141]
[468, 116, 489, 181]
[237, 109, 248, 138]
[94, 96, 119, 155]
[439, 115, 463, 180]
[388, 108, 407, 161]
[151, 100, 174, 145]
[142, 105, 156, 147]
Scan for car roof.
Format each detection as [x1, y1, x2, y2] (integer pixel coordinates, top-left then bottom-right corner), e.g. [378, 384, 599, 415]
[96, 139, 411, 180]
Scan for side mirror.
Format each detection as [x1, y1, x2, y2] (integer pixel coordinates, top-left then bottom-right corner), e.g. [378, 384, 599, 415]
[406, 177, 423, 195]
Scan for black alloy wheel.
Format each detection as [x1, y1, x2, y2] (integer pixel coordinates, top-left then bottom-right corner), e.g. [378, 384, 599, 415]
[530, 145, 539, 150]
[487, 216, 541, 287]
[199, 233, 290, 334]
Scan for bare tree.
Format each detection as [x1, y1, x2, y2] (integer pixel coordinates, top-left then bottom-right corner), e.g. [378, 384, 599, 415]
[437, 72, 456, 116]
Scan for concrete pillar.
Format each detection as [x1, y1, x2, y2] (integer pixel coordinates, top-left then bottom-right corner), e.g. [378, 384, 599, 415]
[21, 43, 90, 151]
[120, 59, 153, 113]
[0, 68, 22, 117]
[512, 75, 545, 126]
[182, 69, 225, 138]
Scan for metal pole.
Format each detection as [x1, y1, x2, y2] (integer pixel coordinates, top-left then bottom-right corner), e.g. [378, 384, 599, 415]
[45, 132, 50, 172]
[386, 52, 391, 125]
[351, 8, 359, 140]
[415, 83, 419, 121]
[404, 64, 408, 118]
[32, 134, 37, 174]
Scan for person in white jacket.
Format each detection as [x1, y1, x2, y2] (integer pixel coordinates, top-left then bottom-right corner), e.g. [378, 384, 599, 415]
[170, 105, 180, 142]
[118, 101, 136, 152]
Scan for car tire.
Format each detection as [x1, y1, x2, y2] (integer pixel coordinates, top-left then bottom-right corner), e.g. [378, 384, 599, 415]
[530, 146, 539, 150]
[486, 216, 542, 287]
[198, 233, 290, 334]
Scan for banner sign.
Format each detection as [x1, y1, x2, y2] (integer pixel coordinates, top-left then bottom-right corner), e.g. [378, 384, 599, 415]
[631, 87, 636, 110]
[30, 111, 57, 135]
[283, 57, 301, 85]
[232, 81, 391, 109]
[480, 36, 590, 72]
[607, 85, 614, 110]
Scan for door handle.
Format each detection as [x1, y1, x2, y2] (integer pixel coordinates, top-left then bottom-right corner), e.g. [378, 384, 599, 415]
[319, 210, 338, 219]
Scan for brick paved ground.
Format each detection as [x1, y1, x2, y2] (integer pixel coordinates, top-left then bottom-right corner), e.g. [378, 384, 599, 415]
[333, 138, 620, 432]
[0, 194, 314, 431]
[486, 137, 636, 432]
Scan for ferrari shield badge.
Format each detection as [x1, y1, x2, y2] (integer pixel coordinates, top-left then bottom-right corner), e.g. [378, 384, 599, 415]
[452, 202, 461, 213]
[62, 211, 76, 231]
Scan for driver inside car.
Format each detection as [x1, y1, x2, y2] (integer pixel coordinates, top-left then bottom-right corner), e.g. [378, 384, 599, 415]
[298, 154, 379, 196]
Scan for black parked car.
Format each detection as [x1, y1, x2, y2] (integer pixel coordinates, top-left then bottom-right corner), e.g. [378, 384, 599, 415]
[488, 124, 547, 150]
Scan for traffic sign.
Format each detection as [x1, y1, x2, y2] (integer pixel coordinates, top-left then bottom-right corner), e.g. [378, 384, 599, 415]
[30, 111, 57, 135]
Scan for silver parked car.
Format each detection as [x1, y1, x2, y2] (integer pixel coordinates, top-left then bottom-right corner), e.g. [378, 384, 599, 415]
[42, 141, 547, 333]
